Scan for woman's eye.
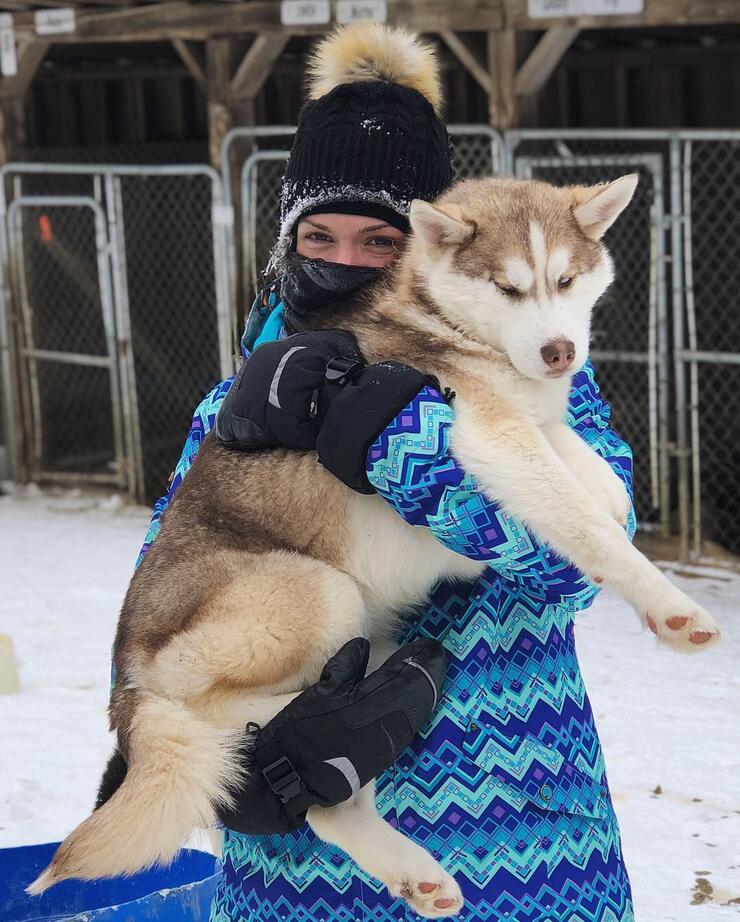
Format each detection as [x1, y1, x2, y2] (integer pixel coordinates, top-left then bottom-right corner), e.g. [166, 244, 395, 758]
[305, 232, 332, 243]
[366, 236, 395, 249]
[558, 275, 574, 290]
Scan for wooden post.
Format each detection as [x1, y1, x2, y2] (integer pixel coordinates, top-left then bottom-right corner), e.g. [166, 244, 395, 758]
[206, 37, 235, 170]
[0, 40, 49, 163]
[0, 96, 26, 163]
[487, 29, 517, 130]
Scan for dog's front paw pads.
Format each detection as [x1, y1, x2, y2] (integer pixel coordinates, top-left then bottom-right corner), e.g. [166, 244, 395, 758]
[391, 870, 463, 918]
[646, 608, 720, 651]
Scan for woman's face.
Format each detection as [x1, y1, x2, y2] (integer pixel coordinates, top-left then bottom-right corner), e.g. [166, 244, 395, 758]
[295, 213, 406, 268]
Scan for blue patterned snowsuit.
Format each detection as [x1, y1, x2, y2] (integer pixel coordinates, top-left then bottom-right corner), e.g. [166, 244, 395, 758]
[138, 293, 636, 922]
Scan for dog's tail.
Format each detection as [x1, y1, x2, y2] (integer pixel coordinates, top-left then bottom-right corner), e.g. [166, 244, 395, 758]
[26, 693, 246, 894]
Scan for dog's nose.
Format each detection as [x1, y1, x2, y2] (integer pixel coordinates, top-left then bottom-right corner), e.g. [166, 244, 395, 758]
[541, 339, 576, 371]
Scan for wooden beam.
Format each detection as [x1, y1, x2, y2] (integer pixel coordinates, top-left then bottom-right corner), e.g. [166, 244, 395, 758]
[440, 31, 493, 97]
[514, 27, 579, 96]
[172, 39, 206, 92]
[8, 1, 505, 43]
[0, 41, 49, 99]
[488, 28, 517, 130]
[230, 32, 289, 100]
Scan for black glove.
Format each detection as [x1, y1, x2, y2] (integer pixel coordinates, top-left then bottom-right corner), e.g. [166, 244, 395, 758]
[96, 637, 446, 837]
[217, 636, 446, 835]
[215, 331, 438, 493]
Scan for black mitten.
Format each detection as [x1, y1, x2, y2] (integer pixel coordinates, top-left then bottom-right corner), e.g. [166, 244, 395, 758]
[217, 636, 446, 835]
[215, 331, 438, 494]
[215, 330, 365, 452]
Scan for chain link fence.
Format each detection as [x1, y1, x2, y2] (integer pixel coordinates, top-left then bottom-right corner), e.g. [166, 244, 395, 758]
[679, 137, 740, 560]
[0, 164, 231, 504]
[7, 197, 122, 486]
[1, 128, 738, 566]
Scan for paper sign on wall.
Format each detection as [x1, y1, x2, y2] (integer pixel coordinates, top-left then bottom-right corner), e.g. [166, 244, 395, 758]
[336, 0, 387, 23]
[35, 7, 76, 34]
[280, 0, 331, 25]
[528, 0, 643, 15]
[582, 0, 644, 13]
[0, 14, 16, 77]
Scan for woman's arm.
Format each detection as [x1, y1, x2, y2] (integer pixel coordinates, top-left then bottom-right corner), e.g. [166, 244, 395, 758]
[136, 377, 235, 566]
[367, 361, 636, 597]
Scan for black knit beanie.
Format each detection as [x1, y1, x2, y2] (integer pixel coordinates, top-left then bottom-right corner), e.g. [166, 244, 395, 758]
[273, 24, 453, 264]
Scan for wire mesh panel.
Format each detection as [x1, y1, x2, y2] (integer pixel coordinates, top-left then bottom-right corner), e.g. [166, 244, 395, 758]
[682, 138, 740, 558]
[116, 173, 222, 502]
[449, 126, 506, 179]
[1, 165, 230, 505]
[8, 199, 123, 484]
[513, 155, 666, 527]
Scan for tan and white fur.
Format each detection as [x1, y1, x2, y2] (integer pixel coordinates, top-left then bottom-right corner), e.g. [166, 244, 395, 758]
[28, 171, 721, 917]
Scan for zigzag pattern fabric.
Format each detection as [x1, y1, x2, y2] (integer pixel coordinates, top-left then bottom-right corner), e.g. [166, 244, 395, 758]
[136, 302, 636, 922]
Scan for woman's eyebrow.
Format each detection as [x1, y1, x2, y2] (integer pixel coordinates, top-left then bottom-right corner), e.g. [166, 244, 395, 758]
[303, 218, 332, 231]
[360, 222, 392, 233]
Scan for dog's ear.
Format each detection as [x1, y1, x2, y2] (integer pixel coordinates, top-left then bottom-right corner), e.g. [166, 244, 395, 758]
[410, 200, 475, 247]
[571, 174, 639, 240]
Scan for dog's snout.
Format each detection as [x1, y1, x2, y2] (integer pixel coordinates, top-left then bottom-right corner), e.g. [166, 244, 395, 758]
[541, 339, 576, 371]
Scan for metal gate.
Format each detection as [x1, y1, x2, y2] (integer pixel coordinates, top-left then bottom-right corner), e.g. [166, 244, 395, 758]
[5, 195, 126, 489]
[0, 164, 232, 503]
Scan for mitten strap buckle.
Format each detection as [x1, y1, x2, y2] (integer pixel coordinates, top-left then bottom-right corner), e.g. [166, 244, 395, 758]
[325, 356, 364, 387]
[262, 755, 303, 804]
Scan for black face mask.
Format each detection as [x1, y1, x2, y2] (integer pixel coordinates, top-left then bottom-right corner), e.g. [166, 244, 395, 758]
[281, 253, 384, 331]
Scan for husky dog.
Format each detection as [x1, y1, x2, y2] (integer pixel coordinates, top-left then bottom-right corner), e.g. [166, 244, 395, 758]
[29, 23, 720, 916]
[29, 170, 721, 915]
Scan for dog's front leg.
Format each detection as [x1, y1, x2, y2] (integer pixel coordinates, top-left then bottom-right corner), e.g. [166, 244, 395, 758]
[307, 784, 463, 918]
[450, 399, 720, 651]
[542, 422, 631, 526]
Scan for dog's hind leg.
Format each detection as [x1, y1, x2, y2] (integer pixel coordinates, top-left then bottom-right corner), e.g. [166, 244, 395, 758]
[143, 549, 370, 713]
[307, 784, 463, 919]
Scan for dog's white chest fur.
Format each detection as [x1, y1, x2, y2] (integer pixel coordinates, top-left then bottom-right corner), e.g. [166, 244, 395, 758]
[345, 493, 484, 627]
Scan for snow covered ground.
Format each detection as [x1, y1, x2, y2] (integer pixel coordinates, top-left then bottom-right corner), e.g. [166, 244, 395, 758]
[1, 484, 738, 920]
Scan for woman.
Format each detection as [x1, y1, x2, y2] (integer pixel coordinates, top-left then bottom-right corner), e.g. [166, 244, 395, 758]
[139, 23, 635, 922]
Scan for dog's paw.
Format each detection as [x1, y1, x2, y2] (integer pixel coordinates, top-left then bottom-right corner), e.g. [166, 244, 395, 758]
[643, 591, 721, 652]
[388, 861, 463, 918]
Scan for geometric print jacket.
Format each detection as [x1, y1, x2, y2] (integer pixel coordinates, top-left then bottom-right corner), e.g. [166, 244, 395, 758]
[138, 295, 637, 922]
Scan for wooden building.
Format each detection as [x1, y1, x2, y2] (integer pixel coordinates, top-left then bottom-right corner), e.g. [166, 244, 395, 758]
[0, 1, 739, 167]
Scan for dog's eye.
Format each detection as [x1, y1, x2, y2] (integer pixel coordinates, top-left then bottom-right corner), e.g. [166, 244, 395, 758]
[558, 275, 574, 290]
[496, 283, 521, 298]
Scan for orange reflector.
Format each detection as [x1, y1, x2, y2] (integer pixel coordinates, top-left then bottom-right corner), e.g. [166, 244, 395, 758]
[39, 214, 52, 242]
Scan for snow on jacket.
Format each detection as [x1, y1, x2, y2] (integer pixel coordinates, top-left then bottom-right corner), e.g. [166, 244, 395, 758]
[138, 290, 636, 922]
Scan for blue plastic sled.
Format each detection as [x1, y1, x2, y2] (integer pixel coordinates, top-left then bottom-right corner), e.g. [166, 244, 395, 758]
[0, 843, 221, 922]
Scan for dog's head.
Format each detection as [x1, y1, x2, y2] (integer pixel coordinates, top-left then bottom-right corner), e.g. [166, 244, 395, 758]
[407, 175, 638, 381]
